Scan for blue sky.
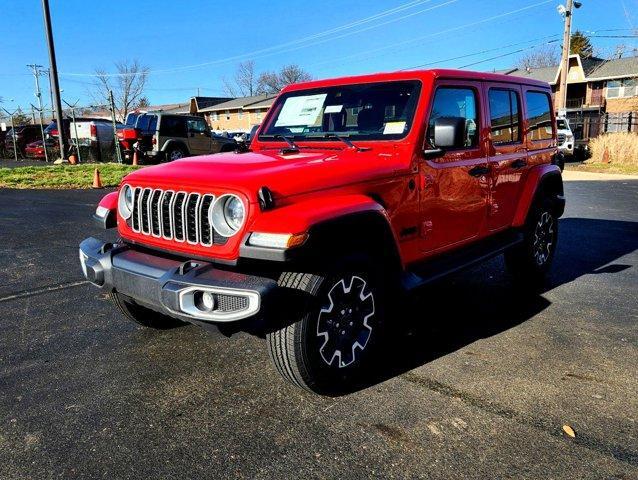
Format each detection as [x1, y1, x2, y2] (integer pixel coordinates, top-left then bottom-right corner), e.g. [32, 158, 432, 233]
[0, 0, 636, 112]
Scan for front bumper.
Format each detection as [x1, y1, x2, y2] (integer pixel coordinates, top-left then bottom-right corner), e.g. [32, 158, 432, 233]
[79, 237, 277, 325]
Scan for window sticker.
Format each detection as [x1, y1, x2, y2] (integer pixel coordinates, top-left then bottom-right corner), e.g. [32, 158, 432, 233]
[383, 121, 406, 135]
[274, 94, 327, 127]
[324, 104, 343, 114]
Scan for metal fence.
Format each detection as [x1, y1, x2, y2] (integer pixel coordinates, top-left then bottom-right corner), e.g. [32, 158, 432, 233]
[565, 112, 637, 144]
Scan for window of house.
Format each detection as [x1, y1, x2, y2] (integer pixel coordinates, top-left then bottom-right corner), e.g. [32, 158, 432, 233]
[427, 87, 479, 148]
[212, 112, 218, 121]
[525, 91, 553, 141]
[256, 109, 262, 120]
[607, 79, 638, 99]
[238, 109, 244, 119]
[225, 110, 231, 120]
[488, 88, 521, 144]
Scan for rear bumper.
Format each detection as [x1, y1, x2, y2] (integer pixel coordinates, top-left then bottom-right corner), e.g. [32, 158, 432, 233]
[79, 237, 277, 325]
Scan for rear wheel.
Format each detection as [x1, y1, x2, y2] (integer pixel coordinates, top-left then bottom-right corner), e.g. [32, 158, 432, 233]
[505, 197, 558, 283]
[164, 145, 187, 162]
[108, 291, 184, 329]
[266, 270, 384, 394]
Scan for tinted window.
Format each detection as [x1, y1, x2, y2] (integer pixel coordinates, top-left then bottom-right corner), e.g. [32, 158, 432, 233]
[125, 113, 139, 127]
[187, 118, 208, 133]
[159, 116, 187, 137]
[261, 80, 421, 141]
[428, 87, 479, 148]
[525, 91, 553, 141]
[489, 89, 520, 145]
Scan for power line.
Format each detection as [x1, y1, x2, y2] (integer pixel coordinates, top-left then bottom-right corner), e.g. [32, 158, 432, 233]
[58, 0, 461, 78]
[307, 0, 555, 71]
[401, 35, 560, 70]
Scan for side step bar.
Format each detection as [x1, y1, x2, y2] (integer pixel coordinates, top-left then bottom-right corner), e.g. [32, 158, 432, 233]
[401, 231, 524, 291]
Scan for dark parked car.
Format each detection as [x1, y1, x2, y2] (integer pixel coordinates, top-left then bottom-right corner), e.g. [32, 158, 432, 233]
[118, 112, 237, 163]
[4, 125, 42, 157]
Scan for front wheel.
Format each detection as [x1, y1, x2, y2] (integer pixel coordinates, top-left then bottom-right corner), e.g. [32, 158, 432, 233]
[266, 271, 383, 394]
[505, 198, 558, 283]
[163, 145, 187, 163]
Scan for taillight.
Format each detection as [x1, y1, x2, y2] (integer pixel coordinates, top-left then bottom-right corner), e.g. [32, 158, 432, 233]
[90, 124, 97, 139]
[51, 129, 59, 136]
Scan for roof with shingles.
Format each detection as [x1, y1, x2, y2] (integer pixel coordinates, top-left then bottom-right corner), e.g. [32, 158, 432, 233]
[198, 94, 277, 112]
[499, 55, 638, 84]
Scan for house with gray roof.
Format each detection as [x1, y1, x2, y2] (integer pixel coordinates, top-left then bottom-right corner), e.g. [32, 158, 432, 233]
[500, 54, 638, 141]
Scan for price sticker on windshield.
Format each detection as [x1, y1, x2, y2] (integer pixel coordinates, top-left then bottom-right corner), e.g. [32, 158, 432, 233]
[383, 121, 406, 135]
[275, 94, 327, 127]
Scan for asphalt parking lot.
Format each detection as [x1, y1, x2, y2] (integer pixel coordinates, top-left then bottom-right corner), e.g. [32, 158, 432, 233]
[0, 176, 637, 479]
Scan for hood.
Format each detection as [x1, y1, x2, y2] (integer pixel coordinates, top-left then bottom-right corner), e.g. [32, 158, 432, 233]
[123, 147, 409, 201]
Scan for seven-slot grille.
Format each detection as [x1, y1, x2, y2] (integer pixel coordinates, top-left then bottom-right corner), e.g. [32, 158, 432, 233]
[557, 133, 566, 145]
[130, 187, 228, 246]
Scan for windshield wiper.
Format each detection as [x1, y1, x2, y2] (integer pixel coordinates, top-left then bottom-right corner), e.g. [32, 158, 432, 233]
[273, 134, 300, 154]
[323, 133, 368, 151]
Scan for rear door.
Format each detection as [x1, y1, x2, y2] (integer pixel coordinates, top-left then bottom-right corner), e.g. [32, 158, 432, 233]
[186, 118, 212, 155]
[484, 83, 528, 231]
[419, 81, 489, 252]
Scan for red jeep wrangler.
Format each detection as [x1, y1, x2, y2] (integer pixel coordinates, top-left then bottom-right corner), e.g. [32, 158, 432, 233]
[80, 69, 565, 394]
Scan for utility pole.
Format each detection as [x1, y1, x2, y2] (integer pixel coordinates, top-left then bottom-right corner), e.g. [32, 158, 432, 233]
[27, 64, 48, 151]
[557, 1, 582, 113]
[41, 0, 67, 160]
[109, 90, 123, 164]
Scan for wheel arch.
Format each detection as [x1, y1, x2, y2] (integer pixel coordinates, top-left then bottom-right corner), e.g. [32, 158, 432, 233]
[512, 164, 565, 227]
[161, 139, 190, 156]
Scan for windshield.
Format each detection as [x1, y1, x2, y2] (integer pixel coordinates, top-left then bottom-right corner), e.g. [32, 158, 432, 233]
[260, 80, 421, 141]
[557, 119, 568, 129]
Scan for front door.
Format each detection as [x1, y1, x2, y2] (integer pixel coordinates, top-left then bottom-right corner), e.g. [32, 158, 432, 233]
[187, 118, 213, 155]
[483, 84, 529, 231]
[420, 82, 489, 253]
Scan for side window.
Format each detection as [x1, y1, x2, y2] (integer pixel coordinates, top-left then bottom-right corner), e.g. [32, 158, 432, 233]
[187, 119, 208, 133]
[428, 87, 479, 148]
[147, 115, 157, 132]
[159, 116, 187, 137]
[488, 89, 520, 145]
[525, 91, 553, 141]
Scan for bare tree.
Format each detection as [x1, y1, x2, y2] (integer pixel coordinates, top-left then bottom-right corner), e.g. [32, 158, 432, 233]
[256, 64, 312, 94]
[92, 60, 149, 120]
[223, 61, 258, 97]
[516, 45, 560, 70]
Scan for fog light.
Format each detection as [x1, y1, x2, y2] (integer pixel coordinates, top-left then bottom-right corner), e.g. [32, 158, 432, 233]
[194, 290, 215, 312]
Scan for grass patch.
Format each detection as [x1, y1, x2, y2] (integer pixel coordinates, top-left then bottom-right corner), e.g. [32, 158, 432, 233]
[0, 163, 142, 189]
[577, 133, 638, 174]
[564, 162, 638, 175]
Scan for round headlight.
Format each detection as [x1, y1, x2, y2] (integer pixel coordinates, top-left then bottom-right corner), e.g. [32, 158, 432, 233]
[209, 194, 245, 237]
[119, 185, 134, 219]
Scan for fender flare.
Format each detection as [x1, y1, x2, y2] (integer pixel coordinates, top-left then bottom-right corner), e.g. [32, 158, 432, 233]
[161, 139, 190, 155]
[241, 194, 403, 270]
[94, 191, 118, 229]
[512, 164, 564, 227]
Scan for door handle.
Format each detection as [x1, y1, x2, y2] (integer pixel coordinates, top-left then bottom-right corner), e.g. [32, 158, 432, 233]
[511, 159, 527, 169]
[468, 165, 490, 177]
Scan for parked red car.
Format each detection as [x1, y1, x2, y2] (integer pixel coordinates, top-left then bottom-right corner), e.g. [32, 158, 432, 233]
[4, 124, 41, 157]
[24, 140, 46, 159]
[80, 69, 564, 394]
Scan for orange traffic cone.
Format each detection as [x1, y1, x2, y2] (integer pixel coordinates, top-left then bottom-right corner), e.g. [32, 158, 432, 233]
[132, 150, 139, 166]
[602, 147, 610, 164]
[69, 154, 77, 165]
[92, 168, 103, 189]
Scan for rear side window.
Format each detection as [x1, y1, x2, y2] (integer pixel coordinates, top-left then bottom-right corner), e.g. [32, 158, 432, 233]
[428, 87, 479, 148]
[525, 91, 553, 141]
[159, 116, 187, 137]
[488, 89, 520, 145]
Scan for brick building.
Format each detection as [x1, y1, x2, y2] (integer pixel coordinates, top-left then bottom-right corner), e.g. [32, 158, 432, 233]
[502, 54, 638, 142]
[198, 94, 277, 132]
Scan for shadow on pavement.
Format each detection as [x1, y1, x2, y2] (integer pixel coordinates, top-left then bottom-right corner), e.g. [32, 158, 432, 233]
[347, 217, 638, 395]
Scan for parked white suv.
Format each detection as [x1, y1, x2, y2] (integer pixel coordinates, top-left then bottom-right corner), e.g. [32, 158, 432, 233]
[556, 117, 574, 156]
